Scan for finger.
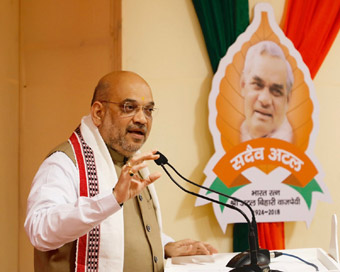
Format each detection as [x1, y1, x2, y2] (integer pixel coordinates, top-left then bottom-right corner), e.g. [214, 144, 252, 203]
[123, 163, 149, 179]
[195, 244, 211, 255]
[130, 173, 161, 190]
[121, 164, 139, 178]
[187, 241, 212, 256]
[129, 161, 148, 174]
[129, 176, 159, 195]
[183, 242, 206, 255]
[174, 239, 195, 246]
[203, 243, 218, 254]
[122, 160, 148, 177]
[146, 172, 162, 184]
[128, 150, 160, 165]
[129, 171, 161, 188]
[174, 244, 194, 257]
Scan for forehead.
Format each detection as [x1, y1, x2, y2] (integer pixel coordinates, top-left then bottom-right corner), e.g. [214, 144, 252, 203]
[248, 54, 287, 85]
[109, 76, 154, 104]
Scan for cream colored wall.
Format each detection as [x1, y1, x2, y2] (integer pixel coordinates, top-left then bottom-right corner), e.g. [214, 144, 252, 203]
[0, 0, 19, 271]
[13, 0, 340, 271]
[123, 0, 340, 254]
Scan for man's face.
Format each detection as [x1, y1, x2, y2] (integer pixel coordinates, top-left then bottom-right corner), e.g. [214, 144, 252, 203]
[99, 77, 154, 157]
[241, 53, 291, 139]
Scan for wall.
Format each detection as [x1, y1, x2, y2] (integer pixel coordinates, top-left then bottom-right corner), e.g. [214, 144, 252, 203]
[0, 0, 19, 271]
[12, 0, 340, 271]
[123, 0, 340, 253]
[18, 1, 117, 270]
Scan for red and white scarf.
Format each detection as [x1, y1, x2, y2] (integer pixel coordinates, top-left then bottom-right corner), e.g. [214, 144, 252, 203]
[68, 115, 163, 271]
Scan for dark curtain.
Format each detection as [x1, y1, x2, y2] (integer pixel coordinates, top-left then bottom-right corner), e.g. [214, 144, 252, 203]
[192, 0, 250, 252]
[192, 0, 249, 73]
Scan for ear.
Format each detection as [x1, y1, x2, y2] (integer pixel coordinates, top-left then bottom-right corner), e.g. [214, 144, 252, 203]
[240, 75, 246, 96]
[91, 101, 105, 127]
[287, 90, 292, 104]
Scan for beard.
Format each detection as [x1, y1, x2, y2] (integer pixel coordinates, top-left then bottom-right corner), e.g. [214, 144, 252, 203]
[107, 125, 148, 157]
[101, 109, 150, 157]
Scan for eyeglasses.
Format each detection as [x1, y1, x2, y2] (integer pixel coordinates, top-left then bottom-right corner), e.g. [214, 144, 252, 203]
[100, 100, 157, 119]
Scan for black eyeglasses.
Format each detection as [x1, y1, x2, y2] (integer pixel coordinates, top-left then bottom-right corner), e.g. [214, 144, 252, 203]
[100, 100, 157, 119]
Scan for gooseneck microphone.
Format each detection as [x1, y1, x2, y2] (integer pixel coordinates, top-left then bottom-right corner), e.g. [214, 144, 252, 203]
[154, 151, 272, 272]
[155, 152, 251, 225]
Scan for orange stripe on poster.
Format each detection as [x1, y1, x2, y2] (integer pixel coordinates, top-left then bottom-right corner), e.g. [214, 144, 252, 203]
[213, 138, 317, 188]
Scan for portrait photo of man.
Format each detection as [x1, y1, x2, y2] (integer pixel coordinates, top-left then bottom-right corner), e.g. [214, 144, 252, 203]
[240, 40, 294, 143]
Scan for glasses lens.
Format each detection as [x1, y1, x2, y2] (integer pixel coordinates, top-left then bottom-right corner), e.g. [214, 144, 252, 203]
[121, 101, 157, 119]
[123, 102, 137, 115]
[143, 106, 156, 118]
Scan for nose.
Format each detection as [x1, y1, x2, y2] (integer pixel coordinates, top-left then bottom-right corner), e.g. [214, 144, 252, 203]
[132, 106, 148, 124]
[257, 88, 272, 107]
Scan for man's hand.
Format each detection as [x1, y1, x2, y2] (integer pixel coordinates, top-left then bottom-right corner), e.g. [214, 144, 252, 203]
[113, 150, 161, 204]
[164, 239, 218, 258]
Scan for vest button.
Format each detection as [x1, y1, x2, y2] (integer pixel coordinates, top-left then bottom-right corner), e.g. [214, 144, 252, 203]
[138, 194, 143, 201]
[146, 225, 151, 232]
[154, 256, 158, 263]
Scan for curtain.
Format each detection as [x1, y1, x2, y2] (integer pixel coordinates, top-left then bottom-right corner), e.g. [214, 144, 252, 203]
[283, 0, 340, 79]
[192, 0, 250, 252]
[192, 0, 249, 73]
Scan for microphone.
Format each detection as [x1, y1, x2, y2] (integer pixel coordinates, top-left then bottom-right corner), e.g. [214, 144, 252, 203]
[155, 151, 168, 165]
[154, 151, 272, 272]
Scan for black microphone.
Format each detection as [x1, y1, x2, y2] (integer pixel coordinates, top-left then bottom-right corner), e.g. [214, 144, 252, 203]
[155, 151, 168, 165]
[154, 151, 273, 272]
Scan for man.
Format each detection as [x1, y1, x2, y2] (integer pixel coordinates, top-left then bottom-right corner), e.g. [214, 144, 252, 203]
[25, 71, 217, 271]
[240, 40, 294, 143]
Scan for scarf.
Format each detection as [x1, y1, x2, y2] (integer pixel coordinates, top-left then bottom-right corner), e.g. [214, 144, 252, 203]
[68, 114, 163, 271]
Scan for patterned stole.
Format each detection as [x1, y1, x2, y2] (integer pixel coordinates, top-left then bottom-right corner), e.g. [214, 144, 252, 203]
[69, 127, 100, 272]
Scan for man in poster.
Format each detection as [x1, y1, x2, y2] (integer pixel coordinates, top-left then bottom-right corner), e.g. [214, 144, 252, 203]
[240, 41, 294, 143]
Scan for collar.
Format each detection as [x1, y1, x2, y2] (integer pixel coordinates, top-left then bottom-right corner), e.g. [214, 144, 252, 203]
[106, 145, 129, 167]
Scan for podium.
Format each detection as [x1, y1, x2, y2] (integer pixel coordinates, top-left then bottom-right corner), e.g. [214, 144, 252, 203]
[165, 248, 340, 272]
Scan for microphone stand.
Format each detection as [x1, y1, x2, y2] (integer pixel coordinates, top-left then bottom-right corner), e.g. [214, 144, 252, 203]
[165, 162, 270, 268]
[154, 152, 271, 272]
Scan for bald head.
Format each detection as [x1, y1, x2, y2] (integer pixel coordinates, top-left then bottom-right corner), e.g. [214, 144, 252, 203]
[90, 71, 154, 157]
[91, 71, 151, 105]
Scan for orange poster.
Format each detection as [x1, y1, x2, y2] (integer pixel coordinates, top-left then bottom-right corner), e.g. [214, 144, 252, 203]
[196, 3, 331, 232]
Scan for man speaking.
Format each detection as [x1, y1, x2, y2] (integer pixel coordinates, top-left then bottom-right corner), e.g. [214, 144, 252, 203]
[25, 71, 217, 271]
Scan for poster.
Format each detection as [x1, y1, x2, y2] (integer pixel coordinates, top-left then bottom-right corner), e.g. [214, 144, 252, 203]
[196, 3, 331, 232]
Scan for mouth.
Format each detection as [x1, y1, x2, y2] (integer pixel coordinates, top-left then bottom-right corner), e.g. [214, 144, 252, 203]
[254, 110, 272, 119]
[126, 126, 147, 140]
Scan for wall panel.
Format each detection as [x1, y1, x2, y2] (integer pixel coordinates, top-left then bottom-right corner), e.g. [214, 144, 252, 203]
[19, 1, 120, 270]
